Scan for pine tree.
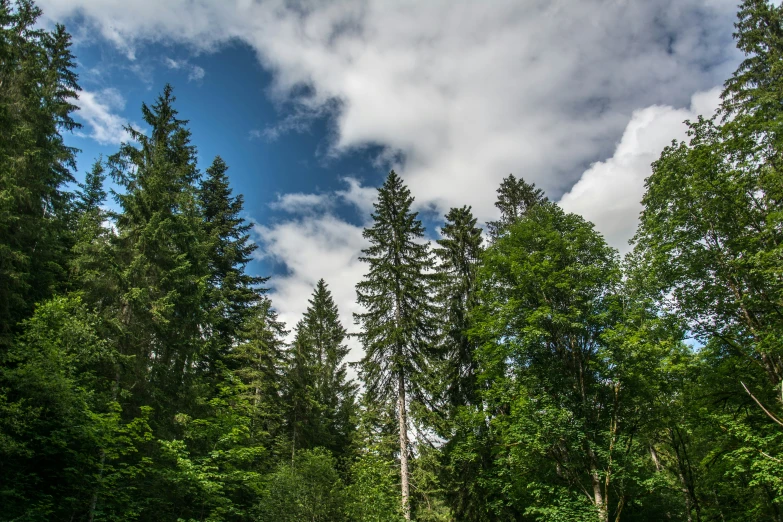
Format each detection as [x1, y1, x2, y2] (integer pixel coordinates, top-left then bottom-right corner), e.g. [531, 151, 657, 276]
[433, 206, 491, 521]
[107, 84, 208, 432]
[199, 156, 265, 370]
[722, 0, 783, 120]
[76, 159, 108, 214]
[232, 297, 288, 454]
[354, 170, 437, 520]
[486, 174, 547, 239]
[434, 206, 483, 409]
[287, 279, 356, 459]
[71, 159, 115, 308]
[0, 1, 80, 344]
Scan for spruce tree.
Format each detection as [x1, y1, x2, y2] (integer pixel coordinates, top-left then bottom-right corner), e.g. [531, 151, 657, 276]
[71, 159, 115, 307]
[108, 84, 208, 431]
[199, 156, 265, 370]
[287, 279, 356, 459]
[722, 0, 783, 120]
[434, 205, 483, 409]
[76, 159, 108, 214]
[0, 1, 80, 344]
[433, 206, 491, 520]
[354, 170, 437, 520]
[486, 174, 547, 239]
[232, 297, 288, 454]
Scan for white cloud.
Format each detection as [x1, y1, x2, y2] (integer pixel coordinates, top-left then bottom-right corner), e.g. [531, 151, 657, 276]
[40, 0, 743, 361]
[40, 0, 740, 221]
[164, 57, 205, 82]
[254, 214, 369, 364]
[73, 88, 136, 145]
[559, 87, 722, 253]
[270, 192, 334, 214]
[335, 177, 376, 219]
[253, 176, 377, 366]
[269, 177, 377, 217]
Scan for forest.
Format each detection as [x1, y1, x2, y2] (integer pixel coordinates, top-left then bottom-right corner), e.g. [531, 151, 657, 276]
[1, 0, 783, 520]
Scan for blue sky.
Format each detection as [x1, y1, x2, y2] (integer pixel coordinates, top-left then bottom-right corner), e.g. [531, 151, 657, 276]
[41, 0, 742, 360]
[67, 38, 390, 272]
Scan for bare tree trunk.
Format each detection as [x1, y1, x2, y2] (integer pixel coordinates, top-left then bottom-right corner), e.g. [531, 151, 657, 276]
[398, 370, 411, 521]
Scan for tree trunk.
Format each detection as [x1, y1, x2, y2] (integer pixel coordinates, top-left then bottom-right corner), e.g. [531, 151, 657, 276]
[592, 468, 608, 522]
[398, 370, 411, 521]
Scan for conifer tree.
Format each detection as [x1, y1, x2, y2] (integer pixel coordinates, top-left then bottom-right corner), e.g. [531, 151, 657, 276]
[232, 297, 288, 452]
[0, 1, 80, 344]
[76, 159, 108, 215]
[287, 279, 356, 458]
[199, 156, 265, 370]
[433, 206, 490, 520]
[486, 174, 547, 239]
[108, 84, 208, 431]
[354, 170, 437, 520]
[722, 0, 783, 120]
[434, 206, 483, 409]
[71, 159, 115, 307]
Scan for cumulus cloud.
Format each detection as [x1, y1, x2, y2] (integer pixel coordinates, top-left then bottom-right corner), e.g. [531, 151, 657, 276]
[40, 0, 742, 359]
[258, 177, 376, 357]
[254, 214, 368, 363]
[559, 88, 723, 252]
[74, 88, 136, 145]
[269, 177, 376, 217]
[335, 177, 377, 220]
[40, 0, 740, 221]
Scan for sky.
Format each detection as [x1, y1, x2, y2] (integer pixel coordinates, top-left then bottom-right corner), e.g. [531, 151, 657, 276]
[38, 0, 742, 364]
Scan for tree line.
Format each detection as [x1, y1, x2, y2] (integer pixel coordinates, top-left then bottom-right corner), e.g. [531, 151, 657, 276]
[2, 0, 783, 520]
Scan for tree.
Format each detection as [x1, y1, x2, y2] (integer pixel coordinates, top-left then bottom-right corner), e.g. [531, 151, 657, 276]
[232, 297, 288, 456]
[108, 84, 209, 432]
[71, 159, 116, 307]
[354, 170, 438, 520]
[722, 0, 783, 122]
[432, 205, 492, 520]
[634, 115, 783, 387]
[630, 3, 783, 514]
[476, 203, 679, 522]
[199, 156, 264, 369]
[485, 174, 547, 239]
[434, 205, 483, 410]
[287, 279, 356, 459]
[257, 448, 346, 522]
[0, 0, 81, 344]
[0, 296, 153, 521]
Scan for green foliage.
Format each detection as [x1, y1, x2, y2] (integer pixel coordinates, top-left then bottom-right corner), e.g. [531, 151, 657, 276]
[287, 279, 357, 459]
[355, 170, 439, 519]
[355, 170, 438, 405]
[485, 174, 547, 239]
[257, 448, 346, 522]
[0, 0, 81, 344]
[4, 1, 783, 520]
[199, 155, 265, 367]
[345, 451, 404, 522]
[0, 296, 153, 521]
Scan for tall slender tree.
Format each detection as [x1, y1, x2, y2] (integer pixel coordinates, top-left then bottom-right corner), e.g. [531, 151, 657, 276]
[199, 156, 265, 371]
[432, 206, 490, 519]
[287, 279, 356, 459]
[434, 205, 483, 409]
[108, 84, 208, 431]
[355, 171, 438, 520]
[0, 1, 80, 344]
